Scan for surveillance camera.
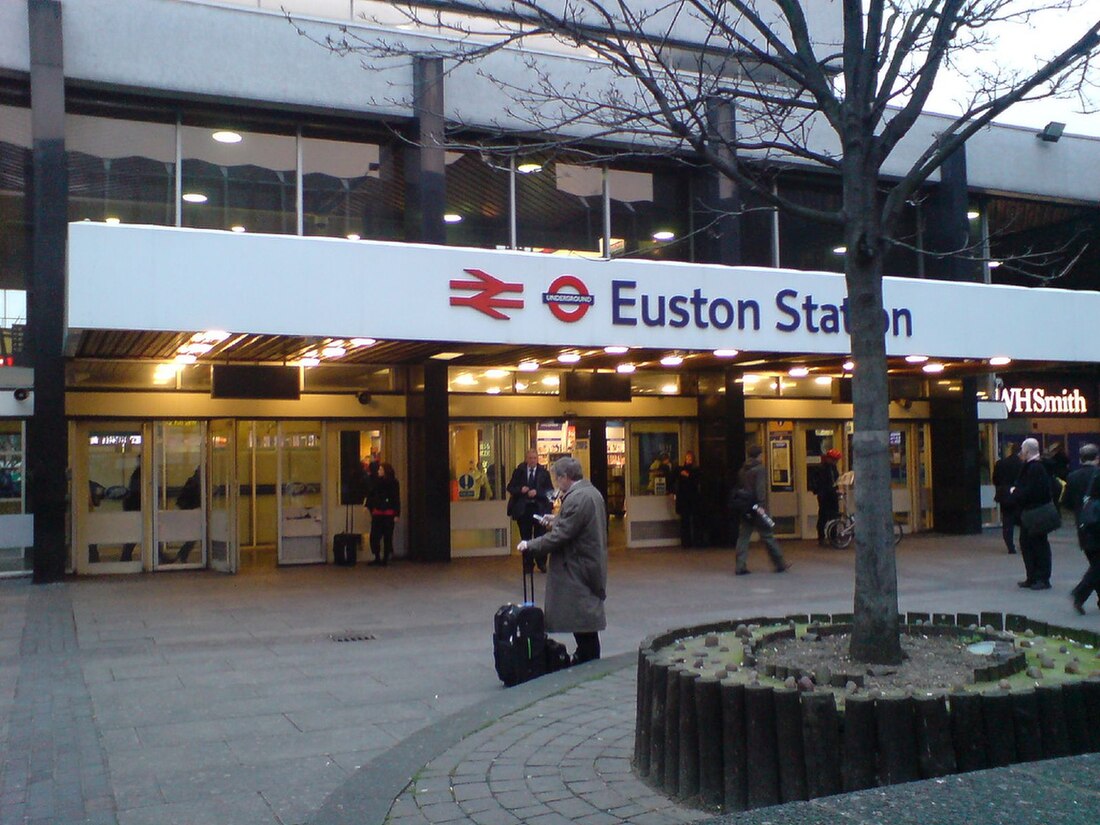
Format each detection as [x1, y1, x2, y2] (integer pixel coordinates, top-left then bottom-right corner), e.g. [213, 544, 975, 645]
[13, 388, 30, 401]
[356, 391, 372, 405]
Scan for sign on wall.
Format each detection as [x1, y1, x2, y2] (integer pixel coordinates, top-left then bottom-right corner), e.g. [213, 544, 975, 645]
[996, 375, 1097, 417]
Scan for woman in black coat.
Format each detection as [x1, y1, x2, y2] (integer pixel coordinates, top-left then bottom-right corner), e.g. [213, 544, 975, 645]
[1006, 438, 1054, 590]
[366, 462, 400, 566]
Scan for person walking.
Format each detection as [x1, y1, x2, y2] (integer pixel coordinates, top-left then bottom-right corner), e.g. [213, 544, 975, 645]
[1006, 437, 1056, 590]
[506, 449, 554, 572]
[1063, 443, 1100, 614]
[993, 442, 1023, 555]
[518, 457, 607, 665]
[734, 445, 790, 576]
[812, 449, 842, 546]
[366, 462, 400, 566]
[673, 450, 703, 547]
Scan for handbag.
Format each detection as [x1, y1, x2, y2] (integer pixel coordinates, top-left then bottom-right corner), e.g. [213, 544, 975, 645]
[1020, 500, 1061, 536]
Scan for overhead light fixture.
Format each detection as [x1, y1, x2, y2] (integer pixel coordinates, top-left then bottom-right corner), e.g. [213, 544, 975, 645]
[104, 217, 121, 225]
[174, 353, 197, 364]
[966, 210, 980, 220]
[604, 346, 628, 354]
[516, 162, 542, 174]
[322, 345, 347, 358]
[558, 352, 581, 364]
[517, 360, 540, 372]
[652, 230, 675, 242]
[713, 349, 739, 358]
[1037, 121, 1065, 143]
[346, 233, 361, 240]
[661, 383, 678, 394]
[987, 260, 1002, 269]
[485, 368, 509, 378]
[788, 366, 809, 378]
[905, 355, 929, 363]
[182, 193, 208, 204]
[231, 225, 246, 233]
[989, 356, 1012, 366]
[814, 376, 832, 386]
[192, 330, 230, 344]
[741, 374, 760, 383]
[842, 360, 855, 371]
[298, 356, 320, 367]
[832, 245, 847, 255]
[616, 363, 636, 374]
[430, 351, 465, 360]
[660, 354, 683, 367]
[178, 342, 213, 356]
[922, 363, 945, 374]
[212, 130, 243, 144]
[443, 213, 463, 224]
[349, 338, 377, 348]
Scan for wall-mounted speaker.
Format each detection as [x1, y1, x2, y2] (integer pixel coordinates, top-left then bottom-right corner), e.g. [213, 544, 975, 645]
[13, 388, 30, 401]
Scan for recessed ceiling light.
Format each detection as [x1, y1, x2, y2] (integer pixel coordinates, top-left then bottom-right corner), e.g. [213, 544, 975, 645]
[832, 245, 847, 254]
[947, 385, 962, 391]
[231, 225, 246, 233]
[430, 351, 465, 360]
[558, 352, 581, 364]
[322, 346, 346, 358]
[485, 368, 509, 378]
[516, 162, 542, 174]
[905, 355, 929, 363]
[443, 213, 463, 224]
[660, 354, 683, 367]
[788, 366, 809, 377]
[212, 131, 243, 144]
[616, 363, 636, 374]
[989, 356, 1011, 366]
[814, 376, 832, 385]
[967, 210, 980, 220]
[988, 260, 1002, 269]
[652, 230, 675, 242]
[298, 357, 320, 367]
[350, 338, 377, 348]
[173, 353, 197, 364]
[661, 383, 678, 394]
[192, 330, 230, 344]
[713, 349, 739, 357]
[842, 361, 855, 371]
[517, 361, 540, 372]
[922, 363, 945, 373]
[104, 217, 121, 225]
[182, 193, 208, 204]
[346, 233, 361, 240]
[178, 342, 213, 356]
[604, 346, 629, 354]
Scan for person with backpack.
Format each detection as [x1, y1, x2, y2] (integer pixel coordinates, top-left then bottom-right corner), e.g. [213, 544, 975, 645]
[731, 445, 790, 576]
[1064, 443, 1100, 614]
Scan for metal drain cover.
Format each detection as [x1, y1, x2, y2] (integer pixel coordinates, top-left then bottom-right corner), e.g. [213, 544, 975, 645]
[330, 632, 376, 643]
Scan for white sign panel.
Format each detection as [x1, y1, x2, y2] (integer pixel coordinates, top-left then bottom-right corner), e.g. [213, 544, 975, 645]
[67, 223, 1100, 362]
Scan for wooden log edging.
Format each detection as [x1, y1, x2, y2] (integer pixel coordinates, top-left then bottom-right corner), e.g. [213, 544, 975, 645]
[634, 611, 1100, 812]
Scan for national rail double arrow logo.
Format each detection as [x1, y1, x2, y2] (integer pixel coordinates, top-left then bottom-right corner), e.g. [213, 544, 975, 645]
[542, 274, 594, 323]
[449, 268, 524, 320]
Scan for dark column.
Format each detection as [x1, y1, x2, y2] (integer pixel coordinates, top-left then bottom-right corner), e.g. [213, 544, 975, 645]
[930, 377, 982, 533]
[405, 57, 446, 245]
[924, 146, 979, 282]
[26, 0, 67, 583]
[579, 418, 609, 507]
[694, 98, 741, 265]
[697, 369, 746, 545]
[406, 362, 451, 561]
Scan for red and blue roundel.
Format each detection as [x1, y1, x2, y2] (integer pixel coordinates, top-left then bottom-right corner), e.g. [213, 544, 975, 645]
[542, 275, 594, 322]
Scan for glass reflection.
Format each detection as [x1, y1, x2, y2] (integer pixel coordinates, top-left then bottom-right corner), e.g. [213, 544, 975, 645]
[302, 136, 403, 241]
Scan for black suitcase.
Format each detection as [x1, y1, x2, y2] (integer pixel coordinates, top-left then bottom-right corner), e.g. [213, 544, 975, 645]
[544, 637, 571, 673]
[493, 562, 547, 687]
[333, 506, 361, 566]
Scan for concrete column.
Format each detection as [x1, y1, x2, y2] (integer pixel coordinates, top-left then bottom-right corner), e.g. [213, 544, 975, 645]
[924, 146, 979, 282]
[406, 362, 451, 561]
[694, 98, 741, 265]
[697, 369, 745, 546]
[26, 0, 68, 583]
[405, 57, 446, 245]
[930, 377, 982, 534]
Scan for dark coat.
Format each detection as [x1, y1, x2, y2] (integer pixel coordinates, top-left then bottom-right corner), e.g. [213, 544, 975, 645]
[1063, 464, 1100, 517]
[992, 452, 1023, 506]
[736, 457, 768, 507]
[673, 464, 701, 515]
[366, 477, 400, 517]
[811, 461, 840, 509]
[525, 479, 608, 633]
[1005, 458, 1052, 511]
[506, 463, 554, 519]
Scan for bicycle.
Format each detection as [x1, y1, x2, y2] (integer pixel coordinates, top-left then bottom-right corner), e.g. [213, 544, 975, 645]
[824, 507, 903, 548]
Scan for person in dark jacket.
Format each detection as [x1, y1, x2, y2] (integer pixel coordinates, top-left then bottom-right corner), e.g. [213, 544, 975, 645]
[734, 445, 789, 576]
[506, 449, 554, 572]
[673, 451, 703, 547]
[1063, 443, 1100, 614]
[812, 449, 842, 546]
[992, 442, 1023, 555]
[365, 462, 400, 566]
[1006, 438, 1055, 590]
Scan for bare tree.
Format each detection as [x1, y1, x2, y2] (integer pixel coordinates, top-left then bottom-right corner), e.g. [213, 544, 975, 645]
[299, 1, 1100, 663]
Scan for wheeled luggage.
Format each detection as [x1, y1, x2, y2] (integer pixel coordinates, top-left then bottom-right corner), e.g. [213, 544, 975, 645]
[333, 505, 361, 566]
[493, 562, 547, 686]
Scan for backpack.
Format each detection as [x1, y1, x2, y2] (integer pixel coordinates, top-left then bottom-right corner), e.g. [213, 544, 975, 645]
[1078, 469, 1100, 553]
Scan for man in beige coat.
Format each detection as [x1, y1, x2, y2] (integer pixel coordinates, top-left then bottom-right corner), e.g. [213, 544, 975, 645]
[518, 457, 608, 664]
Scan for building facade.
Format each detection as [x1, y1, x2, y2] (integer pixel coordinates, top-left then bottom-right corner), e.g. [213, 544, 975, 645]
[1, 0, 1099, 578]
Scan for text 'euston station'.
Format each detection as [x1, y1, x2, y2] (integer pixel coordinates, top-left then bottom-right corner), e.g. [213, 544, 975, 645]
[609, 280, 914, 337]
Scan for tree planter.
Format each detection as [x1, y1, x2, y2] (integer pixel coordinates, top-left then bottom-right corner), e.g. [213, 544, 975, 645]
[634, 612, 1100, 812]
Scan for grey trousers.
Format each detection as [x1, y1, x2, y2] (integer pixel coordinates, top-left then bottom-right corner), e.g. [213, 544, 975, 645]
[735, 521, 786, 572]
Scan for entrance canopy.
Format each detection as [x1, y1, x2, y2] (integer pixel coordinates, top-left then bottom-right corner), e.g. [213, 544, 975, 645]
[67, 223, 1100, 363]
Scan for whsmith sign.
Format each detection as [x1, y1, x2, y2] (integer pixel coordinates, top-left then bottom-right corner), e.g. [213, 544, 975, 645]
[67, 224, 1100, 364]
[996, 378, 1098, 417]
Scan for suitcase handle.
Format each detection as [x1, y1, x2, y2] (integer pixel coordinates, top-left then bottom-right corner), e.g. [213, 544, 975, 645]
[522, 554, 536, 604]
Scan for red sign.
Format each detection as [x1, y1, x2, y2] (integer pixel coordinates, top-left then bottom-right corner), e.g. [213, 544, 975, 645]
[449, 268, 524, 320]
[542, 274, 594, 323]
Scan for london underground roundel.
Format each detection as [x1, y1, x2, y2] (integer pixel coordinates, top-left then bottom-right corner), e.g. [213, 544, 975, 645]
[542, 275, 594, 322]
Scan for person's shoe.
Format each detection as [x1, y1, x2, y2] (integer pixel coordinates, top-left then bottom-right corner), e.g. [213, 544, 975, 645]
[775, 563, 792, 573]
[1030, 581, 1052, 590]
[536, 562, 547, 573]
[1017, 580, 1035, 588]
[735, 569, 751, 576]
[1071, 596, 1086, 615]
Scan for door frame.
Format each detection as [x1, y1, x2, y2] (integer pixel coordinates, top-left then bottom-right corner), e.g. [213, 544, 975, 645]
[208, 418, 238, 573]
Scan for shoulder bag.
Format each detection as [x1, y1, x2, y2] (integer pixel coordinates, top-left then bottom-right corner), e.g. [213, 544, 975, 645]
[1020, 500, 1061, 536]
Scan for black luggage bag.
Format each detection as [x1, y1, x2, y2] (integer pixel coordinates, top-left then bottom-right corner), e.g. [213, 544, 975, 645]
[333, 505, 361, 566]
[493, 561, 547, 686]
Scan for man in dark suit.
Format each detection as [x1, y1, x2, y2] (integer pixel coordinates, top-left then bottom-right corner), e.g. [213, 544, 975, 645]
[507, 449, 554, 572]
[993, 442, 1023, 555]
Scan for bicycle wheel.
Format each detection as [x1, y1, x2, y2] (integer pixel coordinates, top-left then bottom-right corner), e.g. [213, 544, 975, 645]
[893, 519, 903, 546]
[830, 516, 855, 548]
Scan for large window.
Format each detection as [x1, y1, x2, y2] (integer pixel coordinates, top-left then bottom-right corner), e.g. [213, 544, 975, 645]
[302, 136, 403, 241]
[609, 167, 691, 261]
[516, 160, 604, 255]
[444, 152, 509, 249]
[0, 105, 31, 304]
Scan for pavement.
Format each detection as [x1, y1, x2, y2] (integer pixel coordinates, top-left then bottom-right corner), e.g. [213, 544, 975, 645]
[2, 525, 1100, 825]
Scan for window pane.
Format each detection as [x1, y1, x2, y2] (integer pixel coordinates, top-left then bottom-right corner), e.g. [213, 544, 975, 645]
[609, 167, 691, 261]
[181, 125, 296, 234]
[516, 161, 603, 255]
[67, 114, 176, 227]
[0, 105, 31, 295]
[444, 152, 508, 249]
[302, 136, 404, 241]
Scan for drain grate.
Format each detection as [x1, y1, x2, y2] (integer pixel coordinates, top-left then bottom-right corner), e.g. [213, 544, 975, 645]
[330, 632, 376, 643]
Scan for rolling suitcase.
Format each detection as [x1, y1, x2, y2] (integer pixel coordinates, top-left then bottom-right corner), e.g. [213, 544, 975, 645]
[333, 505, 361, 566]
[493, 561, 547, 687]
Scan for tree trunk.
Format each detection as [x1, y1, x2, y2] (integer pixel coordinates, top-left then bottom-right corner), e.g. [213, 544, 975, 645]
[844, 163, 903, 665]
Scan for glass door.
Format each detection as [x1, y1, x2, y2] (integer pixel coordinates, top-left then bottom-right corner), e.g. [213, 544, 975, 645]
[0, 421, 30, 576]
[278, 421, 325, 564]
[81, 422, 145, 571]
[153, 421, 205, 569]
[208, 419, 238, 573]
